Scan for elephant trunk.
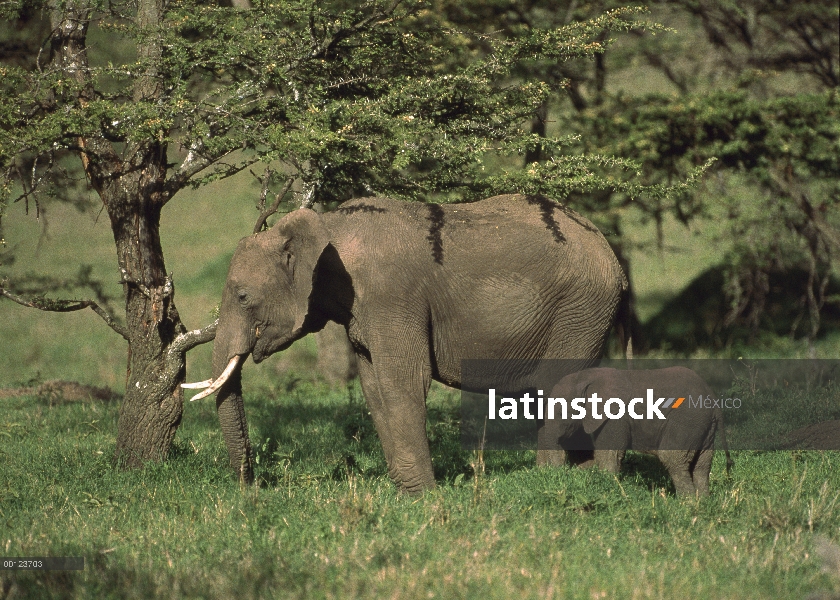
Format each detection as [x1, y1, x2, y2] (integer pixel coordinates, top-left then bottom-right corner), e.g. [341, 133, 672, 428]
[211, 345, 254, 484]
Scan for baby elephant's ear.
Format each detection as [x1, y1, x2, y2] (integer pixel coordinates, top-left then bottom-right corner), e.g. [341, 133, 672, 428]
[580, 383, 607, 435]
[272, 208, 331, 332]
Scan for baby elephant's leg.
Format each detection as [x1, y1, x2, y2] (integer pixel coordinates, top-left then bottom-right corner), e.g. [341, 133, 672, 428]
[690, 448, 714, 496]
[658, 450, 698, 497]
[592, 421, 627, 474]
[536, 449, 568, 467]
[594, 449, 623, 474]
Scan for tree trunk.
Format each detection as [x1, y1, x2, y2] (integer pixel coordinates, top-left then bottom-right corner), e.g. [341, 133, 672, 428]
[108, 170, 188, 467]
[603, 213, 644, 355]
[112, 0, 186, 466]
[50, 0, 189, 468]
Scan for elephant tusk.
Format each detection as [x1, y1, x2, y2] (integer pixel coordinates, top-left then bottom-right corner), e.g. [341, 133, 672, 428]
[187, 356, 242, 401]
[181, 379, 213, 389]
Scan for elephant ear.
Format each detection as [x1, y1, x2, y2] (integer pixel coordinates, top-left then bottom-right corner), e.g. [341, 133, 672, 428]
[580, 382, 608, 435]
[272, 208, 331, 332]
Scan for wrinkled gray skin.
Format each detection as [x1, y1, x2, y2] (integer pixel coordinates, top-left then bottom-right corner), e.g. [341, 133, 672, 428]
[543, 366, 732, 496]
[207, 194, 626, 493]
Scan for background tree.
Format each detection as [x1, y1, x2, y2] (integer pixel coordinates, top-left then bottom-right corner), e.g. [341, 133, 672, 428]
[1, 1, 667, 471]
[581, 0, 840, 353]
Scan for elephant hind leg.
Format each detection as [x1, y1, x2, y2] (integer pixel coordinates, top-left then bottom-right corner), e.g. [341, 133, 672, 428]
[690, 448, 713, 497]
[658, 450, 697, 497]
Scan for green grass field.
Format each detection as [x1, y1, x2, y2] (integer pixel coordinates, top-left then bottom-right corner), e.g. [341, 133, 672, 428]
[2, 175, 840, 598]
[1, 379, 839, 598]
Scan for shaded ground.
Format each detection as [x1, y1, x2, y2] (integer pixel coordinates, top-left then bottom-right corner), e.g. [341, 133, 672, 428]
[643, 265, 840, 353]
[0, 380, 120, 403]
[781, 420, 840, 450]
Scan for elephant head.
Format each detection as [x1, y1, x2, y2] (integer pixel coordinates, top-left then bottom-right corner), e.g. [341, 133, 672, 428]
[544, 376, 611, 452]
[183, 208, 331, 482]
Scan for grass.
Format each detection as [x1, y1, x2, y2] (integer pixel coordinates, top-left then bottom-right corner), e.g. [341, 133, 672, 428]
[1, 378, 839, 599]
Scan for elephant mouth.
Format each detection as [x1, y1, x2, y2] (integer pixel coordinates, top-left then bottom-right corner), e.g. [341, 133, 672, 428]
[252, 333, 297, 363]
[182, 354, 244, 400]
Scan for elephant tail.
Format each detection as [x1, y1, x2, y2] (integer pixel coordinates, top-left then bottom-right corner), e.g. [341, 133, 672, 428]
[615, 284, 634, 361]
[715, 408, 734, 476]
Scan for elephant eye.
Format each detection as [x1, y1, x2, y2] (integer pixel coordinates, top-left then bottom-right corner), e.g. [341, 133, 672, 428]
[237, 290, 248, 304]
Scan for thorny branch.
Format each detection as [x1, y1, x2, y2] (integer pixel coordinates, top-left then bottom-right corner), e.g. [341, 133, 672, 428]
[308, 0, 403, 59]
[119, 268, 153, 298]
[0, 286, 129, 340]
[162, 319, 218, 383]
[253, 173, 295, 233]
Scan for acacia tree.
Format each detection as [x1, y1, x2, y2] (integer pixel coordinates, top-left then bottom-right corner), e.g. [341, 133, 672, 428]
[569, 0, 840, 352]
[1, 1, 671, 471]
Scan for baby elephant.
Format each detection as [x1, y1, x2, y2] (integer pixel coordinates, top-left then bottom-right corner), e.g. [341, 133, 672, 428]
[542, 366, 732, 496]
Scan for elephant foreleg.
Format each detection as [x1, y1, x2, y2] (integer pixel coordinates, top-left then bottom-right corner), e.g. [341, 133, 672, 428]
[357, 345, 435, 493]
[593, 449, 623, 474]
[536, 424, 567, 467]
[357, 356, 397, 474]
[592, 422, 627, 474]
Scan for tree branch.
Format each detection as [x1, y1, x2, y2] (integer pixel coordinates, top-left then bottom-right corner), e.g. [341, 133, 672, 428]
[769, 166, 840, 255]
[0, 287, 129, 340]
[163, 148, 262, 202]
[169, 319, 218, 356]
[49, 0, 122, 194]
[253, 176, 295, 233]
[162, 142, 220, 200]
[155, 319, 218, 387]
[310, 0, 403, 59]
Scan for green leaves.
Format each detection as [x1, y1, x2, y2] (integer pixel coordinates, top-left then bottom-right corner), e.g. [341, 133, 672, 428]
[1, 0, 669, 210]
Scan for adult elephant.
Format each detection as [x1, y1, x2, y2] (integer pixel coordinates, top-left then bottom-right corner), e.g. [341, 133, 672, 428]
[184, 194, 626, 493]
